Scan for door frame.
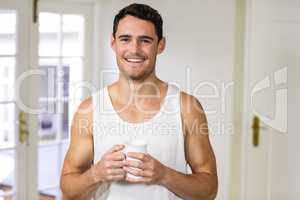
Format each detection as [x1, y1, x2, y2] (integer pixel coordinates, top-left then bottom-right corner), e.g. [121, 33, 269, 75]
[0, 0, 39, 199]
[228, 0, 249, 199]
[230, 0, 285, 199]
[16, 0, 40, 199]
[31, 1, 94, 199]
[34, 1, 94, 199]
[0, 0, 94, 199]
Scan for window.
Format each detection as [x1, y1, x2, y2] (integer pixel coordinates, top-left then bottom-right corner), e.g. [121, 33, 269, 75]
[38, 13, 84, 142]
[37, 11, 87, 198]
[0, 10, 16, 148]
[0, 9, 16, 198]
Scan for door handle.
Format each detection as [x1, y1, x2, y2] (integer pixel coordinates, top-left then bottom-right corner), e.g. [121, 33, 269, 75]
[252, 116, 260, 147]
[19, 111, 29, 144]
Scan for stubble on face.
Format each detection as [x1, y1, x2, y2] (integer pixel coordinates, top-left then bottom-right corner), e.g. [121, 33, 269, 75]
[112, 16, 161, 82]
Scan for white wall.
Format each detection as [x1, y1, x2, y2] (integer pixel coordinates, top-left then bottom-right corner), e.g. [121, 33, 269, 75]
[94, 1, 236, 199]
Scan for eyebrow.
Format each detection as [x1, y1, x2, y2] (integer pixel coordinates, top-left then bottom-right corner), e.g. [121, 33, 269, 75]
[118, 34, 154, 41]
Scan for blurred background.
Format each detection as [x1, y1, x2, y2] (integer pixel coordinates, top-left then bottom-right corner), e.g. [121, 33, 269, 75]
[0, 0, 299, 200]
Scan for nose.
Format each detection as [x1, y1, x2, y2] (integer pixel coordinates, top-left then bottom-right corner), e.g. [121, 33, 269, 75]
[129, 39, 141, 54]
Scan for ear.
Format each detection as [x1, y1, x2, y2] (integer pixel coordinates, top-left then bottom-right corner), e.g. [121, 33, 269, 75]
[157, 37, 166, 55]
[111, 34, 116, 52]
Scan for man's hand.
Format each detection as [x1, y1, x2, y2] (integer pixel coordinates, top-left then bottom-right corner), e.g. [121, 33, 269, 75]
[91, 144, 126, 183]
[123, 152, 167, 185]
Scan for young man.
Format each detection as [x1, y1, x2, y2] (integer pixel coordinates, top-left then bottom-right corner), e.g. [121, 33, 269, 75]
[60, 3, 218, 200]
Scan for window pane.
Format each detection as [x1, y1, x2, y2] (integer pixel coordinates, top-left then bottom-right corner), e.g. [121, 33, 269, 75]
[39, 59, 70, 100]
[38, 145, 59, 197]
[0, 10, 16, 55]
[64, 58, 83, 101]
[62, 101, 69, 140]
[38, 59, 59, 141]
[39, 188, 58, 200]
[0, 57, 15, 102]
[0, 149, 16, 197]
[61, 65, 70, 98]
[39, 13, 60, 57]
[39, 65, 57, 100]
[62, 14, 84, 57]
[38, 111, 58, 141]
[38, 59, 71, 141]
[63, 58, 84, 140]
[0, 104, 15, 148]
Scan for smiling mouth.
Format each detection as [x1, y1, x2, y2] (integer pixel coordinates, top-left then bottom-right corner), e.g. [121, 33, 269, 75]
[124, 57, 146, 63]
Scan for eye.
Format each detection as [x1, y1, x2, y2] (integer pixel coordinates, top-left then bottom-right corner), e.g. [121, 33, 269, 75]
[140, 39, 151, 43]
[120, 38, 130, 42]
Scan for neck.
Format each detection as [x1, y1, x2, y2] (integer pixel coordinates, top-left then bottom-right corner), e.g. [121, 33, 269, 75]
[112, 73, 166, 105]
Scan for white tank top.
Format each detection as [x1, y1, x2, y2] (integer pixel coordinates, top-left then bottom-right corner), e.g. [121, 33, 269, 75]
[92, 83, 190, 200]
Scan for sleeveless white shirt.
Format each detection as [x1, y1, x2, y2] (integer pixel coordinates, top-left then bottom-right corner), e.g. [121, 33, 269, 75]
[92, 83, 190, 200]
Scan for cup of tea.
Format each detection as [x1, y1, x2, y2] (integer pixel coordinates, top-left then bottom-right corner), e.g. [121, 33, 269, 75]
[123, 139, 147, 179]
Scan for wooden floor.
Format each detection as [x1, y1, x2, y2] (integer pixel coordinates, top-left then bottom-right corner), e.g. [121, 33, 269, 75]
[0, 184, 55, 200]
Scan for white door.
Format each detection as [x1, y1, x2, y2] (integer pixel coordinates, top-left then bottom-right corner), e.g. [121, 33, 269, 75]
[0, 7, 20, 199]
[35, 1, 93, 199]
[0, 0, 35, 199]
[242, 0, 300, 199]
[0, 0, 93, 199]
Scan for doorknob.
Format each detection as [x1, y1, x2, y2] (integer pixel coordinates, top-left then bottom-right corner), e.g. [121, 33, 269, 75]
[252, 116, 260, 147]
[19, 111, 29, 144]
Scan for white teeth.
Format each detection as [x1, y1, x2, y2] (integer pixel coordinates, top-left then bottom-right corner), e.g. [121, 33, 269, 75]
[126, 58, 144, 63]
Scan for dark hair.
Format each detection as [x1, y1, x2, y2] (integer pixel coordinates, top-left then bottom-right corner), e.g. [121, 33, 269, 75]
[113, 3, 163, 41]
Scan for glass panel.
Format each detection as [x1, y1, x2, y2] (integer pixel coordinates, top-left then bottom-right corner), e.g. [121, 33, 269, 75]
[0, 57, 15, 102]
[0, 104, 15, 148]
[39, 12, 60, 57]
[0, 9, 16, 200]
[0, 10, 16, 55]
[63, 58, 83, 140]
[38, 59, 58, 141]
[39, 188, 58, 200]
[0, 149, 16, 198]
[62, 14, 84, 57]
[61, 66, 69, 140]
[62, 101, 69, 140]
[61, 65, 69, 98]
[38, 145, 59, 198]
[39, 65, 57, 101]
[64, 58, 83, 102]
[38, 59, 72, 141]
[38, 112, 58, 141]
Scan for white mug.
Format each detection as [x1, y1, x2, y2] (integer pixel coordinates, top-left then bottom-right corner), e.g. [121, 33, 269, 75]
[124, 139, 147, 179]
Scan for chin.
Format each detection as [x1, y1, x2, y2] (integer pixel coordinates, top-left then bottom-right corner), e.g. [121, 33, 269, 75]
[127, 74, 146, 81]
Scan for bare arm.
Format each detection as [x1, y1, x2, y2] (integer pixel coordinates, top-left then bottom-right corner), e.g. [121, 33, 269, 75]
[118, 91, 218, 199]
[60, 97, 99, 200]
[60, 97, 127, 200]
[161, 92, 218, 200]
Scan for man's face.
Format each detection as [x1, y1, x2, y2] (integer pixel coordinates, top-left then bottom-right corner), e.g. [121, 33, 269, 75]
[111, 15, 165, 81]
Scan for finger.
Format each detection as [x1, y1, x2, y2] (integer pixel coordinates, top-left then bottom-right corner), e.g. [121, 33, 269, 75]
[109, 168, 126, 176]
[127, 152, 148, 161]
[106, 161, 125, 168]
[107, 144, 125, 154]
[110, 174, 126, 181]
[124, 167, 153, 178]
[125, 176, 150, 184]
[140, 170, 153, 178]
[108, 151, 126, 161]
[124, 167, 143, 177]
[124, 160, 145, 170]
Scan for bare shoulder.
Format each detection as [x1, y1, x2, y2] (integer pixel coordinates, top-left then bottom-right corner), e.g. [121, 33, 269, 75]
[71, 96, 93, 137]
[180, 91, 207, 134]
[180, 91, 205, 115]
[61, 96, 94, 175]
[75, 96, 93, 117]
[180, 92, 217, 175]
